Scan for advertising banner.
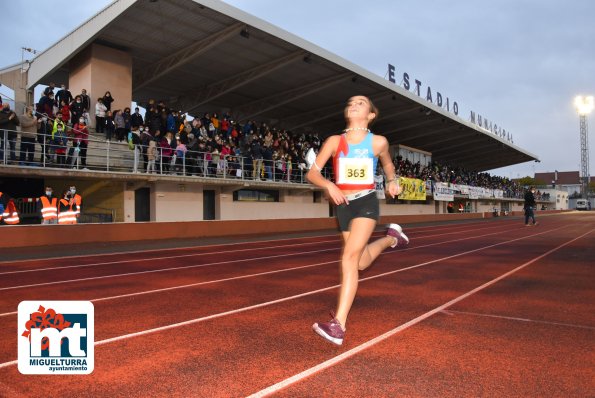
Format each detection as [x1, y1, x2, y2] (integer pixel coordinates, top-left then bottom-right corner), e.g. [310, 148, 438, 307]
[398, 177, 426, 201]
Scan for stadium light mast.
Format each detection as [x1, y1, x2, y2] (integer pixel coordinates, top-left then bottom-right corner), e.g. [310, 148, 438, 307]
[574, 95, 594, 198]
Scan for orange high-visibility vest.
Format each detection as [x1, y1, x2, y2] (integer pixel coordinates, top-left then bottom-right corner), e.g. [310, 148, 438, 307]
[40, 196, 58, 221]
[3, 199, 20, 225]
[71, 193, 82, 217]
[0, 192, 6, 221]
[58, 199, 77, 225]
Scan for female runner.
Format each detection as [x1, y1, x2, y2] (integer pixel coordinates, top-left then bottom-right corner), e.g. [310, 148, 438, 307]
[307, 95, 409, 345]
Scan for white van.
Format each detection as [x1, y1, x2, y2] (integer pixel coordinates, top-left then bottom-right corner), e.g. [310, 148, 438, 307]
[576, 199, 589, 210]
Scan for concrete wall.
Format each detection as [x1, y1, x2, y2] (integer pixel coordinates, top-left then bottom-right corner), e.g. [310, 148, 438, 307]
[1, 209, 567, 249]
[153, 182, 204, 222]
[380, 202, 436, 216]
[69, 43, 132, 128]
[220, 189, 328, 220]
[1, 212, 488, 249]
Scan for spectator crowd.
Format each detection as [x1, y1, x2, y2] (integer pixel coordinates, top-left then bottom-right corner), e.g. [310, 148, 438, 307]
[1, 84, 539, 197]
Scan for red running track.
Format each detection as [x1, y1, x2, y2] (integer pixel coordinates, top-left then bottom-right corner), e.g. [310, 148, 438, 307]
[0, 213, 593, 397]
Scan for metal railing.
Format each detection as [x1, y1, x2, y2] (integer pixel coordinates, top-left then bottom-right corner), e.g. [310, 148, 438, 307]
[0, 127, 333, 184]
[0, 124, 546, 199]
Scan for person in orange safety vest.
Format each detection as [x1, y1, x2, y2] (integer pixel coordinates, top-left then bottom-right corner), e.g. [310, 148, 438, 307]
[38, 186, 58, 224]
[58, 190, 77, 225]
[68, 185, 82, 222]
[0, 192, 20, 225]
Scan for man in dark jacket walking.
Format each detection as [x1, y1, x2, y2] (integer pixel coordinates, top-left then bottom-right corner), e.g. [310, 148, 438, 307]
[524, 186, 538, 226]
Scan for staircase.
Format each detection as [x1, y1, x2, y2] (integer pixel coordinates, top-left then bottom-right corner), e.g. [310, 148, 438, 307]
[75, 130, 135, 172]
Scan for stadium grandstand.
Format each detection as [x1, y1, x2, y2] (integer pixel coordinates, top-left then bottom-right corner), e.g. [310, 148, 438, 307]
[0, 0, 554, 231]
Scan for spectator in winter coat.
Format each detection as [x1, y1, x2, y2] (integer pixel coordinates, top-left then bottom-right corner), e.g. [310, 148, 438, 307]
[19, 107, 37, 164]
[55, 84, 73, 107]
[130, 107, 144, 128]
[37, 114, 53, 163]
[69, 118, 89, 168]
[114, 110, 126, 141]
[70, 95, 85, 125]
[59, 100, 70, 124]
[102, 91, 114, 111]
[51, 122, 68, 167]
[103, 111, 115, 141]
[80, 89, 91, 112]
[37, 92, 55, 119]
[0, 103, 20, 162]
[95, 98, 107, 136]
[159, 132, 173, 173]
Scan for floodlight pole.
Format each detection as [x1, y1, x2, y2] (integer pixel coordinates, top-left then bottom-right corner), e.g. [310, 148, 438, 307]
[574, 96, 594, 199]
[579, 114, 589, 198]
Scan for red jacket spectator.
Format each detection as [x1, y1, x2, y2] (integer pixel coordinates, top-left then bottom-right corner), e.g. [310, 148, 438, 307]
[72, 122, 89, 145]
[60, 102, 70, 123]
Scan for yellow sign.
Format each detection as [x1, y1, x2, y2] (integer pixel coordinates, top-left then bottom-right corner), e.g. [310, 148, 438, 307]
[397, 177, 426, 201]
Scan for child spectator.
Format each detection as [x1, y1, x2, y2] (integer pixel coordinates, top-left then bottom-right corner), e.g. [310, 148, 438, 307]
[59, 100, 70, 125]
[104, 110, 115, 141]
[52, 122, 68, 167]
[69, 117, 89, 169]
[159, 132, 173, 173]
[128, 126, 142, 173]
[147, 137, 158, 174]
[174, 138, 187, 174]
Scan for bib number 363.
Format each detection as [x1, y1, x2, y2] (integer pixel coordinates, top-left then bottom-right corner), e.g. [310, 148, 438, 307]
[337, 158, 373, 185]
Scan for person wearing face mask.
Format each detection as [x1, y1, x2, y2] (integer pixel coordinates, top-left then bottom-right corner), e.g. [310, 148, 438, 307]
[58, 190, 76, 225]
[523, 186, 538, 226]
[52, 121, 68, 167]
[70, 95, 85, 125]
[131, 107, 143, 128]
[38, 186, 58, 224]
[55, 84, 73, 109]
[69, 117, 89, 169]
[68, 186, 82, 222]
[102, 91, 114, 112]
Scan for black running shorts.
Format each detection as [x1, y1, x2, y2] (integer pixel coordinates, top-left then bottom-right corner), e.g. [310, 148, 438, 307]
[335, 191, 379, 231]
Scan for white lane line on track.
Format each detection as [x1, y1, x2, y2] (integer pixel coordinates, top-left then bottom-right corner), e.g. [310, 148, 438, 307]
[0, 225, 575, 369]
[0, 230, 345, 265]
[0, 219, 512, 266]
[0, 226, 520, 318]
[246, 228, 594, 398]
[0, 238, 341, 275]
[441, 310, 595, 330]
[0, 222, 517, 276]
[0, 225, 518, 318]
[0, 247, 338, 292]
[0, 260, 339, 318]
[0, 222, 550, 295]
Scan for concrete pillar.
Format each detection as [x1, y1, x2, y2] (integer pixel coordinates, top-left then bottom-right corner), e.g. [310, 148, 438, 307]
[0, 66, 32, 115]
[69, 43, 132, 129]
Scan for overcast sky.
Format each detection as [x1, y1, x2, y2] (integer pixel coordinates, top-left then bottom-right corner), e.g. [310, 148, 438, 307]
[2, 0, 594, 178]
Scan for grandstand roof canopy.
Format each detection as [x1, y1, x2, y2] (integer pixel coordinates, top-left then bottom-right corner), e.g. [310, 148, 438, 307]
[22, 0, 538, 172]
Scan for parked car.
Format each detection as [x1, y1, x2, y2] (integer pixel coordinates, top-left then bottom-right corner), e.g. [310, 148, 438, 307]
[576, 199, 589, 210]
